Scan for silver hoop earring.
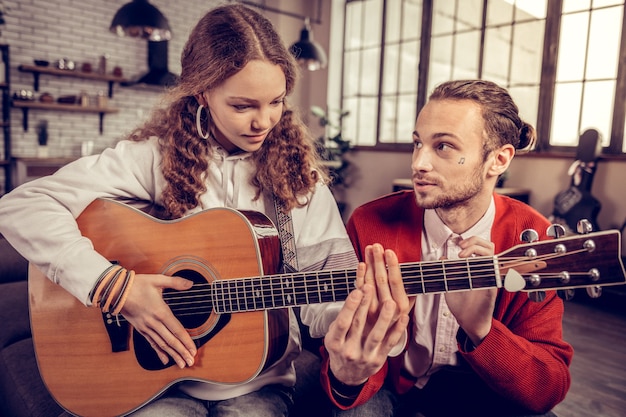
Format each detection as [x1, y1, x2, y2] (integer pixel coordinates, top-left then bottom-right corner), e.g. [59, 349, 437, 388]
[196, 105, 210, 140]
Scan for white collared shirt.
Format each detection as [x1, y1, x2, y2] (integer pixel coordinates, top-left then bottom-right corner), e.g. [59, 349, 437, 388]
[404, 198, 495, 388]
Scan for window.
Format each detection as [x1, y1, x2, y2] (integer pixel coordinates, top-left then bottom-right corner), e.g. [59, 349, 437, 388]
[336, 0, 626, 155]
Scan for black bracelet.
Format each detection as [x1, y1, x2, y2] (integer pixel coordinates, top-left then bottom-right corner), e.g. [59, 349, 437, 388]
[457, 329, 478, 353]
[328, 369, 366, 402]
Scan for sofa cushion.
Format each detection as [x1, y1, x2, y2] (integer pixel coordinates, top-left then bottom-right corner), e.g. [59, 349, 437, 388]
[0, 238, 28, 284]
[0, 280, 70, 417]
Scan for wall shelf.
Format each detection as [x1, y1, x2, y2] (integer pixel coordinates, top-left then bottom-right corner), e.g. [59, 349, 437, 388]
[18, 64, 127, 98]
[12, 100, 119, 134]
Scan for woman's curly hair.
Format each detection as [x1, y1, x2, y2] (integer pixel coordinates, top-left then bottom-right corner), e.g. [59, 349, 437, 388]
[126, 4, 326, 218]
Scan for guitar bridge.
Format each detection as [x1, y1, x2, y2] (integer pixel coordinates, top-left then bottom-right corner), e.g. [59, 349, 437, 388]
[101, 312, 130, 352]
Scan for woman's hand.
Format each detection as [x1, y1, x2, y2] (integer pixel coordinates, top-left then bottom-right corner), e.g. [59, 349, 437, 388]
[120, 274, 197, 369]
[324, 244, 411, 385]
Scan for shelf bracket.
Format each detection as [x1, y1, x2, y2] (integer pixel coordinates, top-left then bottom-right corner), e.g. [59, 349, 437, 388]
[108, 81, 114, 98]
[19, 107, 29, 131]
[30, 73, 40, 92]
[99, 112, 105, 134]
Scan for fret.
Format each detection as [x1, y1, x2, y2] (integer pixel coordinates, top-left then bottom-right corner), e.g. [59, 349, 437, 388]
[422, 260, 446, 293]
[250, 275, 261, 310]
[281, 275, 295, 306]
[226, 279, 235, 313]
[244, 277, 254, 311]
[234, 279, 244, 312]
[266, 276, 280, 308]
[292, 273, 308, 306]
[466, 258, 473, 290]
[493, 257, 502, 288]
[318, 271, 335, 303]
[307, 272, 322, 305]
[331, 270, 350, 302]
[260, 275, 273, 310]
[445, 259, 473, 291]
[442, 261, 449, 292]
[212, 280, 224, 314]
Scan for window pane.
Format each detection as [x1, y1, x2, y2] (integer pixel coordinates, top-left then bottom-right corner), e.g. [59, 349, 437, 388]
[386, 0, 403, 43]
[359, 47, 381, 95]
[513, 0, 547, 19]
[357, 97, 379, 146]
[551, 82, 583, 145]
[509, 85, 539, 129]
[484, 26, 512, 80]
[557, 12, 589, 82]
[380, 96, 398, 143]
[562, 0, 591, 13]
[580, 80, 615, 147]
[432, 0, 456, 35]
[586, 6, 621, 80]
[510, 20, 544, 85]
[397, 94, 418, 143]
[457, 0, 484, 30]
[363, 0, 384, 47]
[399, 40, 420, 93]
[487, 0, 514, 25]
[341, 97, 361, 145]
[453, 30, 481, 78]
[402, 0, 423, 40]
[383, 44, 400, 95]
[343, 49, 361, 96]
[345, 1, 364, 49]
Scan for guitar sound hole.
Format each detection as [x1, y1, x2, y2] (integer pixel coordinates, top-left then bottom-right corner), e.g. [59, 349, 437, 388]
[164, 269, 212, 329]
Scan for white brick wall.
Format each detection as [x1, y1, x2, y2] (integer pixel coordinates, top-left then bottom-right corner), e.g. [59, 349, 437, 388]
[0, 0, 223, 161]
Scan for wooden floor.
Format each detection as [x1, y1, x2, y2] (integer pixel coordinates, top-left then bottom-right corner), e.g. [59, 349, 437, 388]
[552, 292, 626, 417]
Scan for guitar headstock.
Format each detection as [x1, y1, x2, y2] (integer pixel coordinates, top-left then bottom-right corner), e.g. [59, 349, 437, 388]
[498, 229, 626, 294]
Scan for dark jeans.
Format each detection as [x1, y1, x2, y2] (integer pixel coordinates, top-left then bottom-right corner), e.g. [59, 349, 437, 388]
[332, 366, 559, 417]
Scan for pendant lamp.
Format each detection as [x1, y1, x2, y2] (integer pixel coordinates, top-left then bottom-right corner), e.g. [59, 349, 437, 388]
[110, 0, 172, 42]
[290, 18, 327, 71]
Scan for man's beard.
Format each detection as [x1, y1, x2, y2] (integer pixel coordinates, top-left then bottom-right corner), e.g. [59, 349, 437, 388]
[414, 163, 485, 210]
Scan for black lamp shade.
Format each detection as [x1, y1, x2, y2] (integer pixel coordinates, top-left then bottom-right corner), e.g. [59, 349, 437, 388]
[110, 0, 172, 41]
[290, 21, 327, 71]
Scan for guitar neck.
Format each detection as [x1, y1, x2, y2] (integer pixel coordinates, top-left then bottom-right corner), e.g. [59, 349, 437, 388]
[162, 229, 625, 316]
[210, 257, 498, 314]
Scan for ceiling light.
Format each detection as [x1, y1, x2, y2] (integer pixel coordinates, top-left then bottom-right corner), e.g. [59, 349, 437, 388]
[110, 0, 172, 42]
[290, 18, 327, 71]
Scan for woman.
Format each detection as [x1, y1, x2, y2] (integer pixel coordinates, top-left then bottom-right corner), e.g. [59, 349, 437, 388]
[0, 4, 356, 416]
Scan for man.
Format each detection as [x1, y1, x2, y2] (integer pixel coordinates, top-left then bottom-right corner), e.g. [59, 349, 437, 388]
[301, 80, 573, 416]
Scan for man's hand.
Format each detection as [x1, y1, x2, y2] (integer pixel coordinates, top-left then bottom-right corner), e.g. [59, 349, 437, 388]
[324, 244, 411, 386]
[445, 236, 497, 346]
[121, 274, 197, 369]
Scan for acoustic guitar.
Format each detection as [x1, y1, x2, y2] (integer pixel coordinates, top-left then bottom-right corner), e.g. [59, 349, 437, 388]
[29, 198, 626, 417]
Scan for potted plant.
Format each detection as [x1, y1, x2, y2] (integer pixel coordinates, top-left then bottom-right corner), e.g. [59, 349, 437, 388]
[311, 105, 351, 187]
[311, 105, 352, 216]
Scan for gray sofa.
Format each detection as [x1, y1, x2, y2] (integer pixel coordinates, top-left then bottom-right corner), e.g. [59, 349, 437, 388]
[0, 237, 328, 417]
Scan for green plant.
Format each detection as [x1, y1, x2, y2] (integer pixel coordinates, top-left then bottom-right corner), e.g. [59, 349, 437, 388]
[311, 105, 351, 187]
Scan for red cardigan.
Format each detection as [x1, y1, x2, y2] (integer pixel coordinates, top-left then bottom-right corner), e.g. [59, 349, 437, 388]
[320, 191, 573, 413]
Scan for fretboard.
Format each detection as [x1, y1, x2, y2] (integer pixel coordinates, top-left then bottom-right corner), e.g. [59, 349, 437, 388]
[211, 257, 499, 314]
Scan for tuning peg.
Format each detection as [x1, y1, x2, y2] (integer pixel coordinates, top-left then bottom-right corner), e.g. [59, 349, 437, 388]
[520, 229, 539, 243]
[547, 224, 567, 239]
[557, 289, 576, 301]
[586, 286, 602, 298]
[577, 219, 593, 234]
[528, 291, 546, 302]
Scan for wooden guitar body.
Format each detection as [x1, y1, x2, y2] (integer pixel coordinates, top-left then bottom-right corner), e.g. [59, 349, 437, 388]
[29, 199, 286, 417]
